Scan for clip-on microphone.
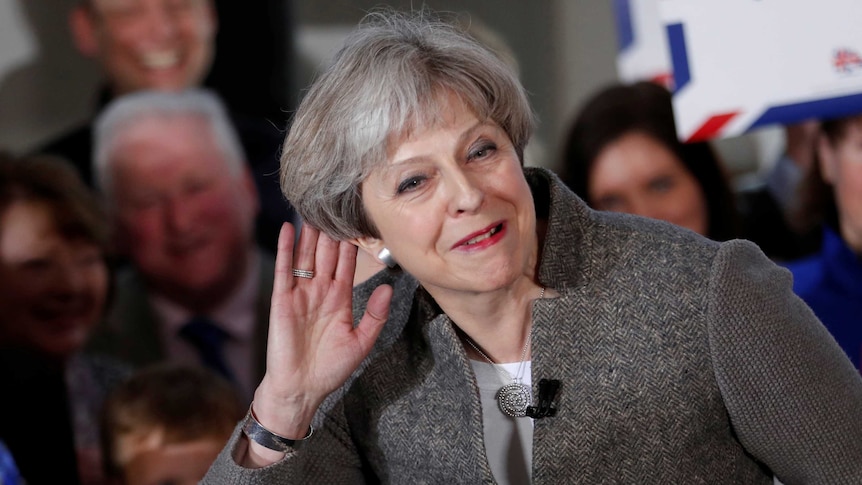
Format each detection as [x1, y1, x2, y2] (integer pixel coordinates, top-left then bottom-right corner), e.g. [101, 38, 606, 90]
[526, 378, 560, 419]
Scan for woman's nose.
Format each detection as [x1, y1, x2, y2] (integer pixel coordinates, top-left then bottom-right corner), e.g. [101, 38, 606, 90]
[447, 170, 484, 215]
[629, 196, 658, 220]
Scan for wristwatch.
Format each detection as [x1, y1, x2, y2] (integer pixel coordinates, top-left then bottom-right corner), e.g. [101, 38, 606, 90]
[241, 405, 314, 452]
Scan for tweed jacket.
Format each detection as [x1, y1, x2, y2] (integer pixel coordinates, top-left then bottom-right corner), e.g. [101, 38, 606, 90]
[205, 168, 862, 484]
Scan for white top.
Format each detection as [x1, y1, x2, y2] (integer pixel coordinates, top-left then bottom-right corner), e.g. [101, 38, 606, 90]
[470, 359, 534, 485]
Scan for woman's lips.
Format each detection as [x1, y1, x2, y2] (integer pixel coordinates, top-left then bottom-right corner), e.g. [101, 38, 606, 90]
[453, 222, 505, 250]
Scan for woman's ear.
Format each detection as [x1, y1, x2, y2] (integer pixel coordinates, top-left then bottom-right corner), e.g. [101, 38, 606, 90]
[350, 235, 385, 260]
[817, 133, 839, 185]
[351, 236, 397, 267]
[351, 242, 388, 286]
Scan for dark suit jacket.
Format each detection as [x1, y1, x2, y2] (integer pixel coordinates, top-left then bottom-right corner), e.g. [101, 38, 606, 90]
[87, 251, 274, 391]
[0, 349, 129, 485]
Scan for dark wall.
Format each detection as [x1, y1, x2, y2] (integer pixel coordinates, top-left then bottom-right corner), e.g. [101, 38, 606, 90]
[205, 0, 296, 124]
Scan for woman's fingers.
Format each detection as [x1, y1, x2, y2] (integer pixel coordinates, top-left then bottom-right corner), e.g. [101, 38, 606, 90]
[266, 223, 388, 407]
[334, 241, 359, 284]
[293, 224, 319, 280]
[314, 231, 341, 280]
[273, 223, 297, 294]
[355, 284, 393, 353]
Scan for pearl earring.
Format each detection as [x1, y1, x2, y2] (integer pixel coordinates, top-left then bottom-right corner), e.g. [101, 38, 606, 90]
[377, 247, 397, 268]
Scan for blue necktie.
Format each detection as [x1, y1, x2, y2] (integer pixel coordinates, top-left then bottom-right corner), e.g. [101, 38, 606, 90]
[178, 316, 235, 382]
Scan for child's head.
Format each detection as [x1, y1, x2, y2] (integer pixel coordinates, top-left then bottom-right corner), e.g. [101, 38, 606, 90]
[101, 363, 244, 485]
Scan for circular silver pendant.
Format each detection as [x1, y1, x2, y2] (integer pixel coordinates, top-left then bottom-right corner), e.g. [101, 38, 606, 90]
[496, 383, 532, 417]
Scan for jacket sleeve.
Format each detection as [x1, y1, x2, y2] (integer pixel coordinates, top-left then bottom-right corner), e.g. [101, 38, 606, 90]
[707, 239, 862, 484]
[202, 269, 420, 484]
[201, 399, 368, 485]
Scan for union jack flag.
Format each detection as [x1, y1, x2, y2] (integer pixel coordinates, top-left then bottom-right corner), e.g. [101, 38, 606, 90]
[833, 48, 862, 73]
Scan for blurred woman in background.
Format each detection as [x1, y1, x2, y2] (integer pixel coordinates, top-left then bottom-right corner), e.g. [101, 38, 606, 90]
[561, 81, 739, 242]
[0, 152, 129, 485]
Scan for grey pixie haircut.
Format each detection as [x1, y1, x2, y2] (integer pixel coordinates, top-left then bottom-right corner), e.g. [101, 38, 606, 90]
[93, 89, 245, 197]
[280, 10, 535, 241]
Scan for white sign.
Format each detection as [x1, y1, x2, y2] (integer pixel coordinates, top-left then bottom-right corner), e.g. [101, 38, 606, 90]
[661, 0, 862, 142]
[613, 0, 673, 88]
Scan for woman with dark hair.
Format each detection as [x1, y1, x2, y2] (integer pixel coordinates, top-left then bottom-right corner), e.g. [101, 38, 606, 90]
[0, 152, 129, 485]
[782, 113, 862, 371]
[561, 81, 740, 242]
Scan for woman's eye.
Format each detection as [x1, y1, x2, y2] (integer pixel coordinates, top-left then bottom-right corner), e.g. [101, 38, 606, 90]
[468, 143, 497, 161]
[649, 176, 674, 193]
[397, 176, 425, 194]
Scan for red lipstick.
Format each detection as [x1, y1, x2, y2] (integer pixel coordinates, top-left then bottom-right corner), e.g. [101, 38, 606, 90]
[452, 221, 506, 251]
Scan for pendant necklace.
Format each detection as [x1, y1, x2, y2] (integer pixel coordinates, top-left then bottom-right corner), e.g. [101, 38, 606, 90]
[463, 287, 544, 418]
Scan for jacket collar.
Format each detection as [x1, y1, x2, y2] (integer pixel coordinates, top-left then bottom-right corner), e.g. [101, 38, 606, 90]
[524, 167, 593, 292]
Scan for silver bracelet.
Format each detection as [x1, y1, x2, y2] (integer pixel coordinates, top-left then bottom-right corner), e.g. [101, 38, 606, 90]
[241, 403, 314, 452]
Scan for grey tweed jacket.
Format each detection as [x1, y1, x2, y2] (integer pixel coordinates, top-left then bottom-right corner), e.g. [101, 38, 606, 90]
[205, 168, 862, 484]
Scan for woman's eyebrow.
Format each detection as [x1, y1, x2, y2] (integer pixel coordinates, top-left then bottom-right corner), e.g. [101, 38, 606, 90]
[387, 120, 496, 167]
[458, 121, 496, 146]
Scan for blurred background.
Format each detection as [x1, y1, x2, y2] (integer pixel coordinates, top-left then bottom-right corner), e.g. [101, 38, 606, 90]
[0, 0, 776, 181]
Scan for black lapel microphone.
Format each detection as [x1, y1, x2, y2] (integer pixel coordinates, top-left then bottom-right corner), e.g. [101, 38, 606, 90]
[526, 378, 561, 419]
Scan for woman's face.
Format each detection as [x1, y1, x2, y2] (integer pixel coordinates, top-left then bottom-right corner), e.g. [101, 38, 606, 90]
[0, 200, 108, 359]
[820, 118, 862, 252]
[356, 94, 538, 298]
[588, 131, 709, 236]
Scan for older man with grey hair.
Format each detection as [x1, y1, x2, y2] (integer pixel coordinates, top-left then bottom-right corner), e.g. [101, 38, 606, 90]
[88, 89, 273, 403]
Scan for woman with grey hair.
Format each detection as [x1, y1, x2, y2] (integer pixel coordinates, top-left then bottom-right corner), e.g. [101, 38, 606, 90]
[206, 10, 862, 484]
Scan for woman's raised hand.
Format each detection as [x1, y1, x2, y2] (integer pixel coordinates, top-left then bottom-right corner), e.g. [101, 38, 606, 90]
[245, 223, 392, 465]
